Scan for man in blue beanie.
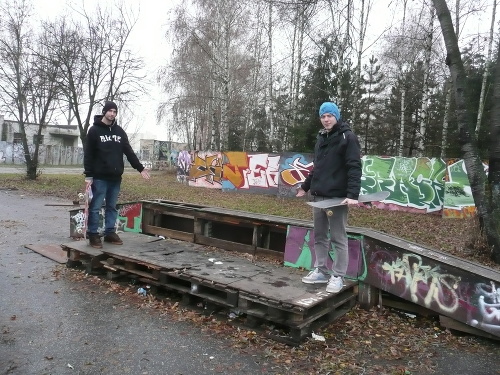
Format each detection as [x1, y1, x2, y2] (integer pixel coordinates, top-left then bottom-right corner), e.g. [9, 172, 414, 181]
[296, 101, 361, 293]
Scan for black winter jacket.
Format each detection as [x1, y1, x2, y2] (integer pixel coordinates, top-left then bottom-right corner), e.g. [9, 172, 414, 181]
[301, 121, 362, 199]
[84, 115, 144, 181]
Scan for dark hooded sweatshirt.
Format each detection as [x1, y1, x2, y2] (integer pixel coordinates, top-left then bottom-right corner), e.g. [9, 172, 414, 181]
[84, 115, 144, 181]
[301, 121, 362, 199]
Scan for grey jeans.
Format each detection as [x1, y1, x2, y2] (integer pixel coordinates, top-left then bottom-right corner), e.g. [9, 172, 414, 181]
[312, 196, 348, 277]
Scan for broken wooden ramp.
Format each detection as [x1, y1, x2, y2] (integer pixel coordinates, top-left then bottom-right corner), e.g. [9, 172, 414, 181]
[60, 232, 357, 344]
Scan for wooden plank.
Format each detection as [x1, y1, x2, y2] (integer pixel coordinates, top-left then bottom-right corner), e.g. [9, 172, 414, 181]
[440, 315, 500, 341]
[198, 206, 309, 227]
[142, 224, 195, 242]
[381, 295, 438, 317]
[141, 199, 206, 210]
[105, 262, 160, 280]
[25, 243, 68, 263]
[60, 242, 103, 257]
[196, 235, 256, 254]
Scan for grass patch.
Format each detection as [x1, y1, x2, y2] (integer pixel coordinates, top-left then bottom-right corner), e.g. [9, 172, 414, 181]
[1, 170, 497, 269]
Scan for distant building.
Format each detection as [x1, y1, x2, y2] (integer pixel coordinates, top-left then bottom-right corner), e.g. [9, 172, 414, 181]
[0, 116, 80, 147]
[138, 139, 188, 169]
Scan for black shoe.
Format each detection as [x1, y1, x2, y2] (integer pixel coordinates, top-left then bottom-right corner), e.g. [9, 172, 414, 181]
[104, 232, 123, 245]
[88, 234, 103, 249]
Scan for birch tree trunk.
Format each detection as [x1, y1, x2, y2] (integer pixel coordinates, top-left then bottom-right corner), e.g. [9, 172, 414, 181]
[399, 89, 406, 156]
[432, 0, 500, 262]
[267, 0, 274, 151]
[243, 1, 264, 151]
[441, 79, 452, 158]
[336, 0, 352, 103]
[475, 0, 496, 134]
[418, 5, 435, 156]
[398, 0, 408, 157]
[352, 0, 370, 130]
[221, 7, 231, 151]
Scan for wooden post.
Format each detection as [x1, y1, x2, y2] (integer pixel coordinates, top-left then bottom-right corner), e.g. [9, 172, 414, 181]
[357, 281, 379, 310]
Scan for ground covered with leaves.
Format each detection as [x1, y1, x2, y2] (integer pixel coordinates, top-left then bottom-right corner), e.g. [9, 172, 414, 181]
[58, 265, 497, 375]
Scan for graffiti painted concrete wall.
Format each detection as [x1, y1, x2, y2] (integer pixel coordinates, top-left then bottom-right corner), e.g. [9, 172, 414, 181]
[69, 202, 143, 238]
[284, 226, 362, 279]
[363, 237, 500, 337]
[284, 223, 500, 338]
[443, 159, 489, 218]
[177, 151, 483, 218]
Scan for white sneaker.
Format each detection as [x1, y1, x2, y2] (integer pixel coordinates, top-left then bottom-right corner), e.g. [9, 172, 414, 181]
[326, 275, 344, 293]
[302, 268, 329, 284]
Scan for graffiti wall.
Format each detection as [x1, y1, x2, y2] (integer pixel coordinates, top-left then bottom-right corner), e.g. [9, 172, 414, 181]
[283, 223, 500, 337]
[284, 226, 362, 279]
[69, 202, 142, 238]
[277, 153, 314, 198]
[442, 159, 489, 218]
[361, 156, 446, 213]
[188, 151, 224, 189]
[363, 237, 500, 337]
[176, 152, 480, 217]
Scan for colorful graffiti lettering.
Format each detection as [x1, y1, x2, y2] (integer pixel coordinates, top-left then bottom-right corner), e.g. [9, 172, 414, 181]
[443, 159, 488, 218]
[471, 281, 500, 333]
[380, 253, 461, 313]
[220, 153, 280, 193]
[222, 152, 249, 189]
[118, 203, 142, 231]
[361, 156, 446, 213]
[246, 154, 280, 189]
[171, 152, 483, 216]
[279, 154, 313, 186]
[189, 152, 223, 187]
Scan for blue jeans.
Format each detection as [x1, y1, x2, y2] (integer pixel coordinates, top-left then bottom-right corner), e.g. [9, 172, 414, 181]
[87, 179, 121, 236]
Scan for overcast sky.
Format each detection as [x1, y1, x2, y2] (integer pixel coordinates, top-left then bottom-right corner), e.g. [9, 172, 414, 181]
[32, 0, 178, 143]
[30, 0, 494, 147]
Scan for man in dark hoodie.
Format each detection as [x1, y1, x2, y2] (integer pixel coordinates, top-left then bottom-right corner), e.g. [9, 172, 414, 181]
[84, 101, 150, 249]
[296, 102, 361, 293]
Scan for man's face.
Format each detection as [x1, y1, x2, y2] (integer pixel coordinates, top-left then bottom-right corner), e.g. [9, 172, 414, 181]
[320, 113, 337, 131]
[104, 109, 117, 123]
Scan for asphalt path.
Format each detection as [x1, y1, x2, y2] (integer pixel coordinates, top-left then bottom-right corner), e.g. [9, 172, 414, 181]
[0, 190, 272, 375]
[0, 166, 137, 175]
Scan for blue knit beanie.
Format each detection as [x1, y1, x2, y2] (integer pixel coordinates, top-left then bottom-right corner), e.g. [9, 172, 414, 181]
[319, 102, 340, 120]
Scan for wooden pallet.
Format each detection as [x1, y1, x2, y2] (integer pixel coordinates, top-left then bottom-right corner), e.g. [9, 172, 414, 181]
[60, 232, 359, 344]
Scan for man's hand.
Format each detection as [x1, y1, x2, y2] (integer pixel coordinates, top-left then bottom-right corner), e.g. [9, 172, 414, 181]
[141, 169, 151, 180]
[342, 198, 359, 205]
[296, 187, 306, 197]
[85, 177, 93, 187]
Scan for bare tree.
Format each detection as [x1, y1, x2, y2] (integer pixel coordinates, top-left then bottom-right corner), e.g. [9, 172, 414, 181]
[53, 3, 145, 146]
[0, 0, 61, 179]
[475, 0, 497, 134]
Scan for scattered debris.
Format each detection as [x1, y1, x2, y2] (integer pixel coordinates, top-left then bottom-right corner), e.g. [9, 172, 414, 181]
[311, 332, 325, 341]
